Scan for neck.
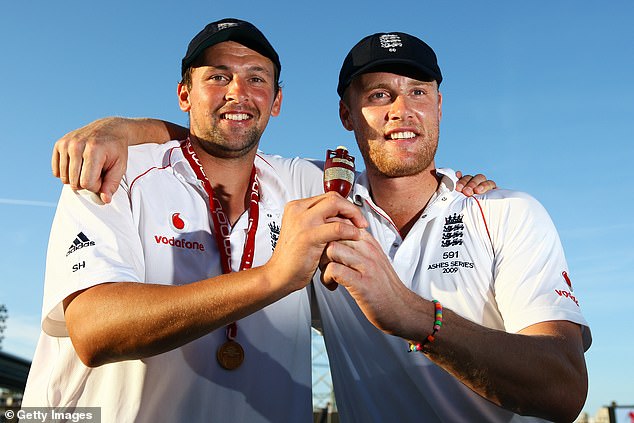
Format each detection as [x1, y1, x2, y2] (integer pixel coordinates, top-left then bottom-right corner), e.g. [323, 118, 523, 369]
[191, 142, 258, 225]
[367, 167, 440, 237]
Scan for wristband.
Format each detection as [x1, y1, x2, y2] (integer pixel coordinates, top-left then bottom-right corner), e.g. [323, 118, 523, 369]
[408, 300, 442, 352]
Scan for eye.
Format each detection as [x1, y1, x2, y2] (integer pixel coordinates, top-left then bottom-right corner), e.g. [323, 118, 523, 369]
[413, 88, 427, 96]
[204, 74, 230, 84]
[370, 91, 390, 100]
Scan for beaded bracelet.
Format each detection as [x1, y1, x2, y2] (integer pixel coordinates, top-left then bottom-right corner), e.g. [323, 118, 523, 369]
[408, 300, 443, 353]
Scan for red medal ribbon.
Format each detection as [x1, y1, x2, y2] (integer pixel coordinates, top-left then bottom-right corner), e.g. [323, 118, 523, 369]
[181, 139, 260, 343]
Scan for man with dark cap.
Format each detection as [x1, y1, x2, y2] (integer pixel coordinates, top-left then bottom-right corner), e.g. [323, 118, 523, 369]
[316, 31, 592, 422]
[43, 23, 511, 423]
[22, 18, 367, 422]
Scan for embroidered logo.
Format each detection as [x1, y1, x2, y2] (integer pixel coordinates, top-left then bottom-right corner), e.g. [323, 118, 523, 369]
[66, 232, 96, 256]
[379, 34, 403, 52]
[268, 220, 280, 251]
[217, 22, 239, 31]
[441, 213, 464, 248]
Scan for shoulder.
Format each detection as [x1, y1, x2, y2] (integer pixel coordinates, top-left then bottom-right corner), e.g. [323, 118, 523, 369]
[471, 189, 548, 215]
[256, 152, 322, 175]
[256, 152, 323, 199]
[465, 189, 557, 237]
[126, 140, 183, 180]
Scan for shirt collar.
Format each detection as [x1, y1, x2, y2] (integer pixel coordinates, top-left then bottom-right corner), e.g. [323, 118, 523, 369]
[169, 141, 285, 210]
[352, 167, 459, 206]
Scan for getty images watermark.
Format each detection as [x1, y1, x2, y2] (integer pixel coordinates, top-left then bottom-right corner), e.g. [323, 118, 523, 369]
[3, 407, 100, 423]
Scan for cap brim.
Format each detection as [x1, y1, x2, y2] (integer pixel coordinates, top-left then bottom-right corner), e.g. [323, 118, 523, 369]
[339, 58, 441, 97]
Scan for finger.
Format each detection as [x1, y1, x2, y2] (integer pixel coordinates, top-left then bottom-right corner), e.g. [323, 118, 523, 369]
[307, 192, 367, 228]
[51, 147, 61, 179]
[313, 221, 364, 246]
[321, 260, 361, 291]
[285, 192, 366, 229]
[319, 239, 365, 269]
[461, 185, 475, 197]
[67, 141, 87, 190]
[324, 238, 372, 271]
[80, 154, 106, 194]
[318, 263, 339, 291]
[462, 174, 495, 194]
[456, 173, 496, 197]
[466, 173, 487, 187]
[473, 180, 497, 194]
[98, 159, 126, 204]
[454, 171, 471, 192]
[318, 251, 340, 292]
[57, 147, 71, 185]
[324, 215, 353, 225]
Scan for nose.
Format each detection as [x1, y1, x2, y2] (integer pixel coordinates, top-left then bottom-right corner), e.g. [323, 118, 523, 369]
[387, 95, 413, 121]
[225, 77, 248, 103]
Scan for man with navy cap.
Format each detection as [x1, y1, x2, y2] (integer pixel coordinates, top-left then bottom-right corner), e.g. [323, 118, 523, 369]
[47, 24, 572, 422]
[22, 18, 367, 423]
[316, 31, 592, 422]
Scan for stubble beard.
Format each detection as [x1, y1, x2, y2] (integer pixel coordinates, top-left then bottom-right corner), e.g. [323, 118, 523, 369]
[359, 125, 439, 178]
[192, 114, 263, 159]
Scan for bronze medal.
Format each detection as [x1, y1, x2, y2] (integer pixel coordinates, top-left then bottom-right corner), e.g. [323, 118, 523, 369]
[217, 340, 244, 370]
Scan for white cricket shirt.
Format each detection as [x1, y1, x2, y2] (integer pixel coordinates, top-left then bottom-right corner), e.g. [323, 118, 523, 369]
[23, 140, 323, 423]
[314, 168, 591, 423]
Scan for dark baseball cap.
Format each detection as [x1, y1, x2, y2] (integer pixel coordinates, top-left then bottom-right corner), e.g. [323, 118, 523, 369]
[337, 32, 442, 97]
[181, 18, 281, 77]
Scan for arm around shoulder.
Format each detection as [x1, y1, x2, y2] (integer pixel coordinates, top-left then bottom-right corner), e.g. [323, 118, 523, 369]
[52, 117, 188, 203]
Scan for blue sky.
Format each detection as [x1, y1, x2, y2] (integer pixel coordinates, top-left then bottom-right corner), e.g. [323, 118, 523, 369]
[1, 0, 632, 416]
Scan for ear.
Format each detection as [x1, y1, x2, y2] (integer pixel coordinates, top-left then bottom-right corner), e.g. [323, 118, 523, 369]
[339, 100, 354, 131]
[437, 91, 443, 122]
[270, 87, 283, 117]
[177, 83, 191, 112]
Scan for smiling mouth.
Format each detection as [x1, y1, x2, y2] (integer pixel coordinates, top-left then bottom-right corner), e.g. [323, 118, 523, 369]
[222, 113, 251, 121]
[388, 131, 416, 140]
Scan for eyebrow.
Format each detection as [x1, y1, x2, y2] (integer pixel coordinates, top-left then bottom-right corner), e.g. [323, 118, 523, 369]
[361, 79, 435, 93]
[204, 64, 272, 75]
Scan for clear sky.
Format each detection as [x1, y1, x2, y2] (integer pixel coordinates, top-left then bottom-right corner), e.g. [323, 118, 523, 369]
[1, 0, 632, 417]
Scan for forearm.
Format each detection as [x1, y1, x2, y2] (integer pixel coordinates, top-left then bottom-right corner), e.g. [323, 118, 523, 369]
[107, 117, 188, 145]
[409, 304, 587, 422]
[64, 266, 287, 367]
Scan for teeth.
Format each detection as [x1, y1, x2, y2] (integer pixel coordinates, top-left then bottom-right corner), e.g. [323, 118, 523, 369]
[389, 131, 416, 140]
[223, 113, 250, 121]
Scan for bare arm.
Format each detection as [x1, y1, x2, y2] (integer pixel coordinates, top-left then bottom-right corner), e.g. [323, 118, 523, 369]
[320, 231, 588, 423]
[52, 117, 187, 203]
[64, 192, 367, 368]
[52, 119, 499, 205]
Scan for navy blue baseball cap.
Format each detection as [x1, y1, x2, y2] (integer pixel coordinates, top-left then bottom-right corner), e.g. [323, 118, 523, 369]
[181, 18, 281, 77]
[337, 32, 442, 97]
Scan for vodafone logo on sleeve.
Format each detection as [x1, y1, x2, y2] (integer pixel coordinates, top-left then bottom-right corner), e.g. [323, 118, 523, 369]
[554, 270, 579, 306]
